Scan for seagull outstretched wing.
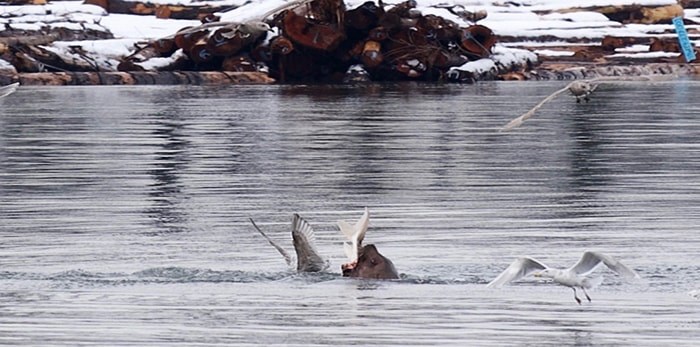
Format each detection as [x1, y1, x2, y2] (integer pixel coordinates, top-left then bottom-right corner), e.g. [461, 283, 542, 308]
[568, 251, 640, 280]
[249, 217, 293, 266]
[0, 82, 19, 99]
[291, 213, 327, 272]
[487, 257, 548, 288]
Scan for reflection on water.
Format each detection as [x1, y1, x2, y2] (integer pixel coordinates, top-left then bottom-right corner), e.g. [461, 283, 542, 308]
[1, 82, 699, 346]
[147, 113, 192, 235]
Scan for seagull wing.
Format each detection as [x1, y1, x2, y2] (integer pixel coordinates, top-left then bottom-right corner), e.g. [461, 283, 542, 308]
[249, 217, 293, 266]
[337, 207, 370, 262]
[291, 213, 327, 272]
[0, 82, 19, 98]
[487, 257, 548, 288]
[500, 82, 573, 131]
[570, 251, 640, 280]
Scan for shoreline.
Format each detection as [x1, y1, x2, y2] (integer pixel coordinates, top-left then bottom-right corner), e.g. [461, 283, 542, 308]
[1, 61, 697, 86]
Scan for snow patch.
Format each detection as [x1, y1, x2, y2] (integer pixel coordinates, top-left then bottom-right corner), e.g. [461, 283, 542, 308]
[535, 49, 576, 57]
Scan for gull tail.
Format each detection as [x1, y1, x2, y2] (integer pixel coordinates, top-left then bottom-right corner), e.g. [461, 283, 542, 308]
[582, 276, 604, 290]
[337, 207, 369, 261]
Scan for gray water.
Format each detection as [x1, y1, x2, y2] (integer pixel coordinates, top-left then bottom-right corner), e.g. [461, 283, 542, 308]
[1, 81, 699, 346]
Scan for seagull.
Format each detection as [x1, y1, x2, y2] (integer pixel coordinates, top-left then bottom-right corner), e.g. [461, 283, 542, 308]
[0, 82, 19, 98]
[249, 213, 329, 272]
[337, 207, 370, 264]
[220, 22, 273, 39]
[487, 251, 641, 304]
[500, 75, 657, 131]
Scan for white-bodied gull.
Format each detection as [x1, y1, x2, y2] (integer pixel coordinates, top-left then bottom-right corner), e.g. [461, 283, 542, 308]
[487, 251, 641, 304]
[500, 75, 661, 131]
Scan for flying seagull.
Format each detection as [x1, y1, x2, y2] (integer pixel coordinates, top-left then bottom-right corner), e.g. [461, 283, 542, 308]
[249, 213, 329, 272]
[487, 251, 641, 304]
[0, 82, 19, 99]
[500, 76, 657, 131]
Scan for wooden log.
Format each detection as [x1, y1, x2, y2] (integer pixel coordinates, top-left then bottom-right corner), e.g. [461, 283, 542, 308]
[221, 55, 258, 72]
[378, 13, 402, 32]
[154, 5, 172, 19]
[117, 60, 146, 72]
[201, 14, 220, 24]
[345, 1, 384, 32]
[386, 0, 417, 18]
[394, 59, 425, 78]
[152, 38, 177, 56]
[0, 34, 61, 47]
[205, 28, 242, 56]
[85, 0, 234, 20]
[282, 10, 345, 51]
[461, 25, 496, 58]
[368, 27, 389, 41]
[188, 38, 214, 65]
[601, 36, 643, 51]
[417, 15, 461, 43]
[8, 51, 45, 73]
[274, 49, 318, 81]
[308, 0, 346, 26]
[6, 0, 46, 4]
[431, 50, 466, 69]
[154, 4, 230, 20]
[361, 40, 382, 68]
[561, 4, 684, 24]
[174, 28, 209, 51]
[14, 71, 274, 85]
[270, 36, 294, 55]
[649, 37, 680, 53]
[251, 44, 274, 62]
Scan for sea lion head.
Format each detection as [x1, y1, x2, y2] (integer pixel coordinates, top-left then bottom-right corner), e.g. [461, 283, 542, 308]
[342, 244, 399, 280]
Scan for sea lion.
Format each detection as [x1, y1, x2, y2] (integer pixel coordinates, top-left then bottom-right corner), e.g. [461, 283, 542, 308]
[338, 208, 399, 280]
[249, 213, 329, 272]
[341, 244, 399, 280]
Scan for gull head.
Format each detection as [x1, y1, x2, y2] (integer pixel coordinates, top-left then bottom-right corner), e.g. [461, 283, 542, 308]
[240, 22, 273, 34]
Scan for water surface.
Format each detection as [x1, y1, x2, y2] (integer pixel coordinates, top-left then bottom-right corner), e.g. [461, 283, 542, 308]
[1, 81, 699, 346]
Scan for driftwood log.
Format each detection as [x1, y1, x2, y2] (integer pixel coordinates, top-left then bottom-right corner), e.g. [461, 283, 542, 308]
[84, 0, 233, 20]
[5, 71, 273, 85]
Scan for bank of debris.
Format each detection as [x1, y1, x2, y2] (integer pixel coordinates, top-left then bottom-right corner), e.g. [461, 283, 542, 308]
[1, 0, 698, 85]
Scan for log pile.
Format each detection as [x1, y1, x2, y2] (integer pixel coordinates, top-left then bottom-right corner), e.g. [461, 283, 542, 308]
[2, 0, 696, 85]
[120, 0, 497, 83]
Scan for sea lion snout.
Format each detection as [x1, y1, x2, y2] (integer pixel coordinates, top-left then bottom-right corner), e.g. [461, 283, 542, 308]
[341, 260, 357, 276]
[341, 244, 399, 280]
